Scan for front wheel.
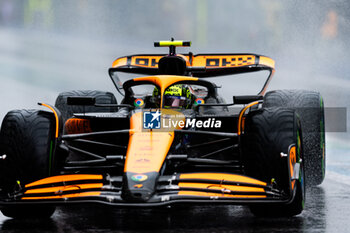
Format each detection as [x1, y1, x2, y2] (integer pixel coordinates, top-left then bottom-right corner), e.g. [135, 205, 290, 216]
[0, 110, 57, 218]
[242, 108, 305, 216]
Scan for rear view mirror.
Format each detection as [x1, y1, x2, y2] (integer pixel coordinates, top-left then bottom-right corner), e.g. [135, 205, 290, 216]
[233, 95, 263, 105]
[67, 97, 96, 106]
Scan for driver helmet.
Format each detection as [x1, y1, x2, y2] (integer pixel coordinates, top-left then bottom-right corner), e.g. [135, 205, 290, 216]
[152, 84, 194, 109]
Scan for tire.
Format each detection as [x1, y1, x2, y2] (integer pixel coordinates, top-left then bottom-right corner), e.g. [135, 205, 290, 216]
[264, 90, 325, 186]
[0, 110, 56, 218]
[55, 90, 118, 122]
[242, 108, 305, 216]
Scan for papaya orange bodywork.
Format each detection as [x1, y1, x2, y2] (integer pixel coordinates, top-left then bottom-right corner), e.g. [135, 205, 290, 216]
[191, 55, 256, 68]
[124, 108, 185, 174]
[259, 56, 275, 68]
[25, 183, 103, 194]
[179, 173, 267, 186]
[112, 54, 275, 70]
[178, 191, 266, 198]
[112, 56, 128, 68]
[124, 76, 193, 174]
[40, 103, 60, 138]
[25, 174, 103, 188]
[22, 191, 101, 200]
[289, 146, 297, 190]
[65, 118, 92, 134]
[178, 182, 265, 193]
[237, 101, 260, 135]
[124, 130, 175, 173]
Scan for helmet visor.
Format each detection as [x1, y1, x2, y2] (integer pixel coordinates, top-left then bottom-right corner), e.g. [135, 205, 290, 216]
[163, 96, 187, 108]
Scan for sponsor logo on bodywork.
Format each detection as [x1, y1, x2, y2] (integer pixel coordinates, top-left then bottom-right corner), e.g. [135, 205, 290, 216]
[131, 174, 148, 182]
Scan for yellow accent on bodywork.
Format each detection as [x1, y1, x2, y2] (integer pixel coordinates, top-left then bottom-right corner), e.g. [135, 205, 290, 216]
[158, 41, 191, 47]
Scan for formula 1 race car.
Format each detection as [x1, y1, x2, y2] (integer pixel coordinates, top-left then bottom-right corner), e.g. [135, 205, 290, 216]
[0, 40, 325, 218]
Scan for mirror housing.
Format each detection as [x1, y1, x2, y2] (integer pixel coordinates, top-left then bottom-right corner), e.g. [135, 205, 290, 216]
[67, 97, 96, 106]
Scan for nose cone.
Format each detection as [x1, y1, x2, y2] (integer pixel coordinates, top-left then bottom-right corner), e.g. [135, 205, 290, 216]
[122, 172, 158, 202]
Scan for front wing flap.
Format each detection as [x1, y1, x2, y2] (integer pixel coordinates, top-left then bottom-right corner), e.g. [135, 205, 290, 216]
[0, 172, 295, 206]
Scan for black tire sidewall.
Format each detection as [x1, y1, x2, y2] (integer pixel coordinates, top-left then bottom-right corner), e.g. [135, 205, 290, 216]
[243, 107, 305, 216]
[0, 110, 55, 192]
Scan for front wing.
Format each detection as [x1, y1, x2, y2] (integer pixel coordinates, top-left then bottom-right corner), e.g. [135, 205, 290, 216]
[0, 171, 298, 207]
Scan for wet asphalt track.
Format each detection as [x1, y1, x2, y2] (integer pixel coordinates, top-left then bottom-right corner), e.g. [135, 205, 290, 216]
[1, 28, 350, 232]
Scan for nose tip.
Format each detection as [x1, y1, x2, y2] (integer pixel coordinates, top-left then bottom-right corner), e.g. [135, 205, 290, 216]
[122, 172, 158, 202]
[123, 189, 153, 202]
